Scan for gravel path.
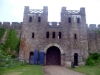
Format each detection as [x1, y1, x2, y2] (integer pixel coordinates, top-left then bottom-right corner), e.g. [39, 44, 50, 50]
[43, 65, 85, 75]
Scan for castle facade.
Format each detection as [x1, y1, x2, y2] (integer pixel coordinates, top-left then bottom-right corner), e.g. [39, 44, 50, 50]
[0, 6, 100, 66]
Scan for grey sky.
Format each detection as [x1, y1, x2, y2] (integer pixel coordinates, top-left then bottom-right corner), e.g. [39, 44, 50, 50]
[0, 0, 100, 25]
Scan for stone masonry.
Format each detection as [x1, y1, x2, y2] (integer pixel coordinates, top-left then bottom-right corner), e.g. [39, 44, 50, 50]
[0, 6, 100, 66]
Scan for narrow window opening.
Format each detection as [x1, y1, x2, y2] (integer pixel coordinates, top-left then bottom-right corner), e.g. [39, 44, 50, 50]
[32, 33, 34, 38]
[46, 32, 49, 38]
[68, 17, 71, 23]
[74, 34, 77, 39]
[29, 16, 32, 22]
[38, 17, 41, 22]
[77, 18, 80, 23]
[52, 32, 55, 38]
[58, 32, 61, 39]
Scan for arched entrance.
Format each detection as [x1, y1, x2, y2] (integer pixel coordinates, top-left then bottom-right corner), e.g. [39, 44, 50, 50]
[46, 46, 61, 65]
[29, 52, 34, 64]
[74, 53, 78, 66]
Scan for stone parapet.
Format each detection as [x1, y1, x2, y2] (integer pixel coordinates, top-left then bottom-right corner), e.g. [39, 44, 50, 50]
[47, 22, 61, 26]
[0, 22, 22, 30]
[88, 24, 100, 29]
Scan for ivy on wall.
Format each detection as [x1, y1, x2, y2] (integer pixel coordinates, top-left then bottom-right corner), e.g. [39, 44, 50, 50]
[0, 27, 6, 41]
[5, 29, 19, 52]
[20, 37, 26, 50]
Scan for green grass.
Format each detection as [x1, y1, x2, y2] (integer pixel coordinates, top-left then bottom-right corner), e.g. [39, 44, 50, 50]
[69, 65, 100, 75]
[0, 65, 44, 75]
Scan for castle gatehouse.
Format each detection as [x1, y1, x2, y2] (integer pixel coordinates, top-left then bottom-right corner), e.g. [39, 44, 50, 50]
[1, 6, 100, 66]
[18, 6, 89, 66]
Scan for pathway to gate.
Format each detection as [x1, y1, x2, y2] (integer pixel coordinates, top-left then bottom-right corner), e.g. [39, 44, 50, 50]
[43, 65, 85, 75]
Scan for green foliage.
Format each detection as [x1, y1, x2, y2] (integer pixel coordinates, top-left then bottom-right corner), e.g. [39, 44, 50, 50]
[86, 52, 100, 66]
[0, 43, 5, 50]
[15, 42, 20, 53]
[0, 27, 6, 41]
[0, 50, 4, 59]
[0, 65, 43, 75]
[95, 30, 100, 34]
[86, 56, 95, 65]
[69, 65, 100, 75]
[5, 29, 19, 51]
[0, 59, 28, 68]
[0, 28, 21, 68]
[0, 43, 6, 59]
[92, 53, 100, 60]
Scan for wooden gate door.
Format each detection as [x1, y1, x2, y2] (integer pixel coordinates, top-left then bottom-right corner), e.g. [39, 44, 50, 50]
[46, 46, 61, 65]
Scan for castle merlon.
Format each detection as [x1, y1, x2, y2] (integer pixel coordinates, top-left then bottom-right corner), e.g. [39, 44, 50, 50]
[24, 6, 48, 14]
[61, 7, 85, 15]
[88, 24, 100, 30]
[0, 22, 22, 30]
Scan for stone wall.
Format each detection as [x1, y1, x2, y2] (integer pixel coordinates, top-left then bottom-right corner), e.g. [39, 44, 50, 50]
[0, 22, 100, 54]
[0, 22, 22, 38]
[0, 22, 22, 30]
[88, 24, 100, 53]
[1, 6, 100, 66]
[18, 6, 89, 65]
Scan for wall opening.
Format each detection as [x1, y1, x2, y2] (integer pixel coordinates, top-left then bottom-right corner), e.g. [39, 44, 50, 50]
[74, 53, 78, 66]
[46, 46, 61, 65]
[77, 18, 80, 23]
[32, 33, 34, 38]
[44, 43, 64, 54]
[68, 17, 71, 23]
[52, 32, 55, 38]
[46, 31, 49, 38]
[58, 32, 61, 39]
[74, 34, 77, 40]
[29, 16, 32, 22]
[38, 17, 41, 22]
[29, 52, 34, 64]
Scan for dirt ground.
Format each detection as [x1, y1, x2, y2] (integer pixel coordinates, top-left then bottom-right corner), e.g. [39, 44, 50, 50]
[43, 65, 85, 75]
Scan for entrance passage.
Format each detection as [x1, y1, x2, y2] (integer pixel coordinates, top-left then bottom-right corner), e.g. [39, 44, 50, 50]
[29, 52, 34, 64]
[46, 46, 61, 65]
[74, 53, 78, 66]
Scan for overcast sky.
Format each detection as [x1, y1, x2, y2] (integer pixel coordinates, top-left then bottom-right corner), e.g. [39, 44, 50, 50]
[0, 0, 100, 25]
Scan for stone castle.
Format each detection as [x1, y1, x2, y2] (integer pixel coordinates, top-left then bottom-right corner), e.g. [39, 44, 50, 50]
[0, 6, 100, 66]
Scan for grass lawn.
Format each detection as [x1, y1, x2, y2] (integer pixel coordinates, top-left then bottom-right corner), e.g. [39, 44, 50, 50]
[69, 65, 100, 75]
[0, 65, 44, 75]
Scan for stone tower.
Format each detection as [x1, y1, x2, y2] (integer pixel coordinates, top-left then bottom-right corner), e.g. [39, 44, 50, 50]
[19, 6, 88, 66]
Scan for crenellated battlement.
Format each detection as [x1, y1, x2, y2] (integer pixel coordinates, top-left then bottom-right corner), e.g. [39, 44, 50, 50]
[61, 7, 85, 15]
[0, 22, 22, 30]
[24, 6, 48, 15]
[0, 21, 100, 30]
[88, 24, 100, 30]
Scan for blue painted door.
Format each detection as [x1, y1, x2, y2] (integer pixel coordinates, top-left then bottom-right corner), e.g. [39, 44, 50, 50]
[40, 52, 44, 65]
[34, 50, 38, 64]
